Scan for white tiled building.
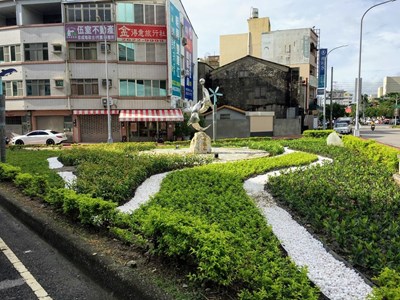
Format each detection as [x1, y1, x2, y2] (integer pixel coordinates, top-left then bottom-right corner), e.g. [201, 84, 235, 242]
[0, 0, 197, 142]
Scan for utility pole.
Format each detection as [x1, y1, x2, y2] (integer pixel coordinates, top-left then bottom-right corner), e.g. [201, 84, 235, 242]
[0, 68, 18, 162]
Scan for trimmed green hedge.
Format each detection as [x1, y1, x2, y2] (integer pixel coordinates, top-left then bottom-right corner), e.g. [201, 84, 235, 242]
[342, 135, 400, 173]
[303, 129, 334, 138]
[129, 152, 320, 298]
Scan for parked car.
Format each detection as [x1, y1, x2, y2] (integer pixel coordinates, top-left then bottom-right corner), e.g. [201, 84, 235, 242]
[390, 119, 400, 125]
[10, 130, 67, 145]
[334, 122, 353, 134]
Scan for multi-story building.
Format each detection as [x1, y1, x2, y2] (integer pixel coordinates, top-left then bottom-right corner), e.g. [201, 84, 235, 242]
[377, 76, 400, 97]
[220, 8, 271, 66]
[218, 9, 319, 114]
[0, 0, 197, 143]
[326, 90, 354, 106]
[261, 28, 319, 110]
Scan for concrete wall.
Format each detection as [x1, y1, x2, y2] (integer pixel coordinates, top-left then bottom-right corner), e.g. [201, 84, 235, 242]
[220, 33, 248, 66]
[204, 119, 249, 139]
[274, 117, 302, 137]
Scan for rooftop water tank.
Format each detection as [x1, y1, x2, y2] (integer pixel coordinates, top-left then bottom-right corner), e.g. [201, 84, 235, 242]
[251, 8, 259, 18]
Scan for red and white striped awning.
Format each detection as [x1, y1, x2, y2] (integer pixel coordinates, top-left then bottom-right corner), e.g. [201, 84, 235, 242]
[73, 109, 119, 115]
[119, 109, 184, 122]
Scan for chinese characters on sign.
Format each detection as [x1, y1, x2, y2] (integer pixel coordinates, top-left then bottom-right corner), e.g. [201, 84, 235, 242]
[318, 48, 327, 89]
[65, 24, 116, 41]
[116, 24, 167, 42]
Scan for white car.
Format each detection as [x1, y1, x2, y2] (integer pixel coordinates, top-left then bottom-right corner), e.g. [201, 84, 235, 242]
[333, 122, 352, 135]
[11, 130, 67, 145]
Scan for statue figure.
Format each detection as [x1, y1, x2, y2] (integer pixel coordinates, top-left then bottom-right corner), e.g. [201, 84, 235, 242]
[187, 78, 212, 131]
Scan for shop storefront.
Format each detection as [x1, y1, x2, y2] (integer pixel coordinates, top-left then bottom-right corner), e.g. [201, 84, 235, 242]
[73, 109, 120, 143]
[119, 109, 183, 142]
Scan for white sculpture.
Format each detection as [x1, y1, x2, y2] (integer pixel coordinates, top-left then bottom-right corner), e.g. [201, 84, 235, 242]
[187, 78, 212, 131]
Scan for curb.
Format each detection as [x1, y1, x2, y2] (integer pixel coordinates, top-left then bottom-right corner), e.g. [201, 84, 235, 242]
[0, 183, 172, 300]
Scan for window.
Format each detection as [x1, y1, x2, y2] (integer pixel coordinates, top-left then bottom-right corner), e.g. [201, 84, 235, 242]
[220, 114, 231, 120]
[145, 5, 155, 24]
[122, 43, 165, 62]
[52, 44, 62, 53]
[55, 80, 64, 88]
[68, 42, 97, 60]
[0, 45, 21, 63]
[156, 6, 166, 25]
[71, 79, 99, 96]
[146, 43, 156, 62]
[24, 43, 48, 61]
[119, 79, 166, 97]
[66, 3, 112, 22]
[6, 116, 22, 125]
[116, 3, 165, 24]
[134, 4, 144, 23]
[26, 80, 50, 96]
[118, 43, 135, 61]
[5, 81, 23, 96]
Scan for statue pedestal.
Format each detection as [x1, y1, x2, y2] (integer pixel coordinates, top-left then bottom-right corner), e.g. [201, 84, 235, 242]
[189, 132, 211, 154]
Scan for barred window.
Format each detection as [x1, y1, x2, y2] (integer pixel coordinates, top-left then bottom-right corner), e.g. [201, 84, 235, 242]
[66, 3, 112, 22]
[68, 42, 97, 60]
[5, 81, 23, 97]
[156, 6, 166, 25]
[26, 80, 50, 96]
[145, 5, 155, 24]
[24, 43, 48, 61]
[134, 4, 144, 23]
[0, 45, 21, 63]
[71, 79, 99, 96]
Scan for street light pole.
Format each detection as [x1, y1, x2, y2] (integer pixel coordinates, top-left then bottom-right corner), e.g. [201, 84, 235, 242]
[323, 45, 348, 129]
[97, 15, 113, 143]
[354, 0, 397, 136]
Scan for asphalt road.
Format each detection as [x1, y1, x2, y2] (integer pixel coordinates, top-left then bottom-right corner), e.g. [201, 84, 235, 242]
[359, 124, 400, 149]
[0, 205, 118, 300]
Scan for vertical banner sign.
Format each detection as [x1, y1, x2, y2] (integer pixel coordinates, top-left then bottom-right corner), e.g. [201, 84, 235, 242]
[318, 48, 327, 89]
[170, 3, 181, 97]
[183, 18, 193, 101]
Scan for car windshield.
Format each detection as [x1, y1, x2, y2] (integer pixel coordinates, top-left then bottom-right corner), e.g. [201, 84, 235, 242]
[335, 123, 348, 128]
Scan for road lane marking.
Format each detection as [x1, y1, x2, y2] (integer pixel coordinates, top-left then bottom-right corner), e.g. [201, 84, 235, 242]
[0, 238, 52, 300]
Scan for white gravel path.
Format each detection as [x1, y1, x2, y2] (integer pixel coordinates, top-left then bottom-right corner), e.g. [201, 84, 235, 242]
[117, 172, 170, 213]
[244, 155, 373, 300]
[47, 157, 76, 188]
[48, 150, 374, 299]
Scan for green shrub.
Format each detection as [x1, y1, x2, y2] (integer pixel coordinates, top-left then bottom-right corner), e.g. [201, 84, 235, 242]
[0, 163, 21, 181]
[303, 129, 334, 138]
[14, 173, 49, 197]
[343, 135, 400, 172]
[369, 268, 400, 300]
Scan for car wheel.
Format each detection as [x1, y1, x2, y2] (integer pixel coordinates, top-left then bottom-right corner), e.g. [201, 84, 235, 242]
[15, 139, 24, 145]
[46, 139, 55, 145]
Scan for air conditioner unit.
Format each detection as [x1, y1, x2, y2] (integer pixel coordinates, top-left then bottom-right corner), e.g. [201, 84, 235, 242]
[176, 99, 184, 108]
[52, 43, 62, 53]
[102, 79, 112, 88]
[100, 42, 111, 53]
[101, 97, 113, 107]
[54, 79, 64, 88]
[182, 37, 187, 46]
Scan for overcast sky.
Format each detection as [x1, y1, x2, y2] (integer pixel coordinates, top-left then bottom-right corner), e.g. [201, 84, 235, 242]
[182, 0, 400, 95]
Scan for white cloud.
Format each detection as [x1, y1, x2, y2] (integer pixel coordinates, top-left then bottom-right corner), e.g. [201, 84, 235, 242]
[182, 0, 400, 95]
